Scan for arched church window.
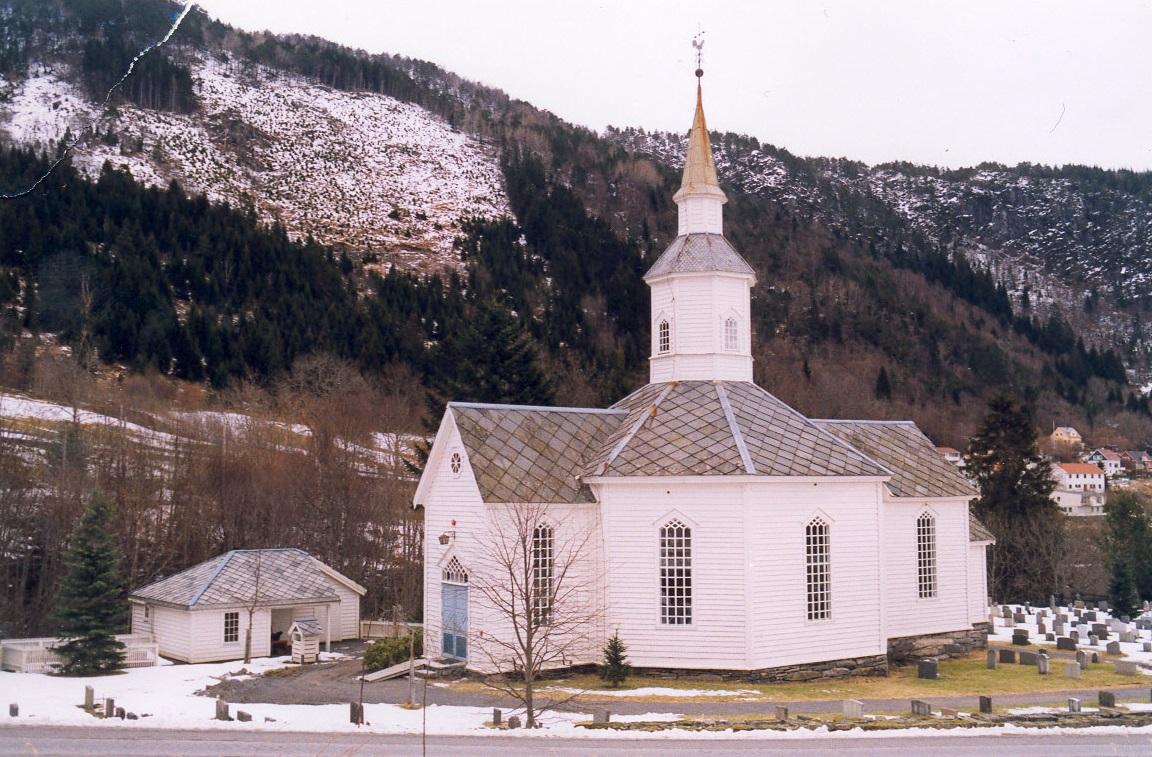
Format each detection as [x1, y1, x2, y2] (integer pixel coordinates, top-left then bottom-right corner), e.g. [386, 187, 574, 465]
[532, 524, 554, 624]
[724, 317, 738, 351]
[658, 319, 671, 354]
[805, 518, 831, 620]
[917, 512, 937, 598]
[442, 556, 468, 584]
[659, 519, 692, 624]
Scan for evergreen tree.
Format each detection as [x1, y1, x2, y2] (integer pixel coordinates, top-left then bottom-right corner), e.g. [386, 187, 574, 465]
[53, 492, 127, 676]
[1108, 559, 1141, 620]
[599, 631, 631, 688]
[965, 396, 1062, 601]
[874, 367, 892, 400]
[1103, 491, 1152, 603]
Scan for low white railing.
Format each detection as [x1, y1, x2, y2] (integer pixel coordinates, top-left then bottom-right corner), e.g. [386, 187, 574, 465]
[0, 634, 159, 673]
[360, 620, 423, 640]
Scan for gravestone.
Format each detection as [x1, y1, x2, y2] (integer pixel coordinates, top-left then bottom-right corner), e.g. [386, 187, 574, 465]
[492, 709, 502, 726]
[126, 712, 138, 720]
[593, 710, 611, 724]
[507, 715, 521, 729]
[1092, 652, 1100, 664]
[1121, 631, 1137, 643]
[1068, 697, 1081, 713]
[7, 704, 16, 718]
[978, 696, 992, 714]
[917, 658, 939, 680]
[843, 699, 864, 718]
[774, 705, 789, 721]
[1053, 621, 1065, 636]
[215, 699, 232, 722]
[1013, 613, 1027, 624]
[1089, 634, 1100, 646]
[1106, 641, 1121, 655]
[1005, 616, 1015, 628]
[1143, 643, 1152, 653]
[1037, 654, 1050, 675]
[986, 650, 998, 669]
[1110, 618, 1127, 632]
[1038, 608, 1048, 619]
[114, 707, 125, 720]
[1065, 662, 1081, 679]
[1001, 605, 1012, 618]
[349, 703, 364, 725]
[1037, 621, 1047, 636]
[1115, 661, 1140, 676]
[998, 649, 1017, 664]
[104, 699, 115, 719]
[1099, 691, 1117, 708]
[1076, 650, 1088, 669]
[1012, 629, 1030, 645]
[940, 707, 959, 718]
[1056, 637, 1076, 651]
[1070, 631, 1080, 643]
[943, 643, 965, 656]
[911, 700, 931, 717]
[237, 711, 253, 723]
[83, 686, 94, 710]
[1045, 633, 1056, 641]
[1092, 623, 1107, 636]
[1083, 610, 1096, 621]
[1074, 600, 1084, 609]
[1018, 651, 1039, 666]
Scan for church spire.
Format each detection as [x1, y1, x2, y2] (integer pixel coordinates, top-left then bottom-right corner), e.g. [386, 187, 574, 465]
[672, 52, 726, 236]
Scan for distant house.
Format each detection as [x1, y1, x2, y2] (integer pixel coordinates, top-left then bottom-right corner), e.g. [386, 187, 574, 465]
[1052, 463, 1106, 494]
[129, 549, 365, 664]
[1052, 489, 1105, 517]
[1122, 450, 1152, 473]
[1083, 448, 1123, 477]
[936, 447, 964, 466]
[1050, 426, 1083, 450]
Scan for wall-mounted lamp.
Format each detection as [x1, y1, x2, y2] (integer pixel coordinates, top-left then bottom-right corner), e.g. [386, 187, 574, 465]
[438, 531, 454, 546]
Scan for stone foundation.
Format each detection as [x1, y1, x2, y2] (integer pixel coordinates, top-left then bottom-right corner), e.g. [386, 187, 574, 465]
[887, 624, 990, 665]
[633, 654, 889, 683]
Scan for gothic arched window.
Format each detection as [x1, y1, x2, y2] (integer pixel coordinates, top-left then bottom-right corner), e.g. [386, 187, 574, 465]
[917, 512, 937, 598]
[442, 557, 468, 584]
[532, 525, 554, 624]
[657, 319, 671, 354]
[805, 518, 831, 620]
[723, 317, 738, 351]
[660, 519, 692, 624]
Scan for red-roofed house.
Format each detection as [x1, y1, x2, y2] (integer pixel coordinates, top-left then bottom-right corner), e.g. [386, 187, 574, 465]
[1083, 448, 1122, 477]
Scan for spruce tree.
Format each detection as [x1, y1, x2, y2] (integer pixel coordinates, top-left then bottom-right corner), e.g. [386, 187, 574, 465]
[964, 396, 1062, 602]
[599, 631, 631, 688]
[1103, 491, 1152, 604]
[53, 492, 127, 676]
[874, 367, 892, 401]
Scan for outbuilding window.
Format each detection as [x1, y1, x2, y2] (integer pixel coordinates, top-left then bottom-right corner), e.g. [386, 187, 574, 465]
[806, 518, 831, 620]
[224, 611, 240, 644]
[917, 513, 938, 599]
[532, 525, 554, 624]
[657, 319, 671, 353]
[660, 519, 692, 624]
[724, 317, 738, 350]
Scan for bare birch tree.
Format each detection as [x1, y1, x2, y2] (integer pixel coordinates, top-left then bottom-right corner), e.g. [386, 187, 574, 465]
[473, 501, 600, 727]
[243, 549, 264, 664]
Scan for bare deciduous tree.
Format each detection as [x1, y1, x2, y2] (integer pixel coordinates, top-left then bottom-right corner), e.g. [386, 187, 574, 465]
[472, 501, 600, 727]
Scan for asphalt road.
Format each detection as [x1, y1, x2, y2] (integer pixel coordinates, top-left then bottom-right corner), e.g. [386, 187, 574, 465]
[2, 725, 1152, 757]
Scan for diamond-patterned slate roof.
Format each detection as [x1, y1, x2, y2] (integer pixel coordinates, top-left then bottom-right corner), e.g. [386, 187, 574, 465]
[130, 549, 343, 608]
[969, 512, 995, 543]
[584, 381, 890, 478]
[812, 420, 978, 499]
[644, 233, 756, 280]
[451, 403, 626, 503]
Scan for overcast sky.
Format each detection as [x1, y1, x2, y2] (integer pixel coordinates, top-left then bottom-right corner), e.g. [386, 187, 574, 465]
[192, 0, 1152, 171]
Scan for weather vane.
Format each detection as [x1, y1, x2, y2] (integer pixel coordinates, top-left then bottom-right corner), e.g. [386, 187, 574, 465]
[692, 29, 705, 78]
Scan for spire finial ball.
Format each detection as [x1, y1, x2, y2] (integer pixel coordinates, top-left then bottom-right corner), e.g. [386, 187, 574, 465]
[695, 68, 703, 78]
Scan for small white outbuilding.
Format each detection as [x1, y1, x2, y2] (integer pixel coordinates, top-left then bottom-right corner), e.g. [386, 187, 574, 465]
[129, 549, 365, 664]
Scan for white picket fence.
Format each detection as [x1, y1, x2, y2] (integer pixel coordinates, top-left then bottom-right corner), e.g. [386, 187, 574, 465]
[0, 634, 160, 673]
[360, 620, 422, 640]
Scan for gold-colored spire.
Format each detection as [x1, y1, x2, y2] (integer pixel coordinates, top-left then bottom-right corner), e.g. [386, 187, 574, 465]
[674, 78, 726, 202]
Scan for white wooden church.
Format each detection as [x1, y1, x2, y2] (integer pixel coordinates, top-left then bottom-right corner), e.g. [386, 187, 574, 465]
[415, 73, 994, 680]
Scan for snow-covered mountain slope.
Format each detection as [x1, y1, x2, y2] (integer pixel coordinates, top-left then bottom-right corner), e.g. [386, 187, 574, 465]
[609, 127, 1152, 348]
[2, 53, 509, 272]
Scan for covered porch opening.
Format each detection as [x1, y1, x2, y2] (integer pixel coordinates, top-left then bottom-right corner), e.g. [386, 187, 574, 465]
[268, 603, 336, 656]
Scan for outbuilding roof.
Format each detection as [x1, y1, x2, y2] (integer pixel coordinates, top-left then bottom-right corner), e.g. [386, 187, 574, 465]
[644, 233, 756, 280]
[130, 549, 363, 609]
[813, 420, 978, 499]
[969, 512, 995, 543]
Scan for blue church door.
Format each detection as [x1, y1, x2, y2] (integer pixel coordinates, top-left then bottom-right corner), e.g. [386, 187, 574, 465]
[441, 583, 468, 660]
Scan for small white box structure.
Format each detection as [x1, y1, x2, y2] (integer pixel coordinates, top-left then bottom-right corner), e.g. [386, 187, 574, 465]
[289, 618, 322, 664]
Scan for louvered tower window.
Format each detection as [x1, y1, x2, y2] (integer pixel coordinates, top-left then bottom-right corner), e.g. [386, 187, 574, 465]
[724, 317, 738, 350]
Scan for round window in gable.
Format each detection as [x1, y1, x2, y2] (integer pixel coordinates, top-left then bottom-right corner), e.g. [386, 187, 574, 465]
[450, 451, 462, 476]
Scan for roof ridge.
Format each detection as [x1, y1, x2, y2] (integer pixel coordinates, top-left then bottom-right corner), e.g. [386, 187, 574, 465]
[593, 382, 676, 476]
[811, 418, 917, 426]
[715, 382, 755, 474]
[449, 401, 624, 415]
[189, 550, 236, 607]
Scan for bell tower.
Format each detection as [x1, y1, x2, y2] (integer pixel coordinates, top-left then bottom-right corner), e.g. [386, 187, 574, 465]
[644, 48, 756, 384]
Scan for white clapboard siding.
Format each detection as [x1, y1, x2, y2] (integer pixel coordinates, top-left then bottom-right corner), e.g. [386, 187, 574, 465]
[149, 605, 192, 662]
[188, 608, 271, 663]
[745, 480, 887, 669]
[882, 498, 973, 639]
[968, 543, 990, 623]
[129, 603, 151, 637]
[649, 274, 752, 382]
[330, 582, 360, 640]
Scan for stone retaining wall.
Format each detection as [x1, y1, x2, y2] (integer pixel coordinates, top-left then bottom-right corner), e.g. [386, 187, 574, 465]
[633, 654, 889, 683]
[887, 623, 990, 665]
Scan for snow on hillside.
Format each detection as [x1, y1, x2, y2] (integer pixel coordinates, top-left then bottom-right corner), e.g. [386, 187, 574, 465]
[1, 54, 510, 271]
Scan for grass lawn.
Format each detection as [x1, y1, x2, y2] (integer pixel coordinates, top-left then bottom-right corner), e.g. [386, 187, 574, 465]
[447, 652, 1148, 703]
